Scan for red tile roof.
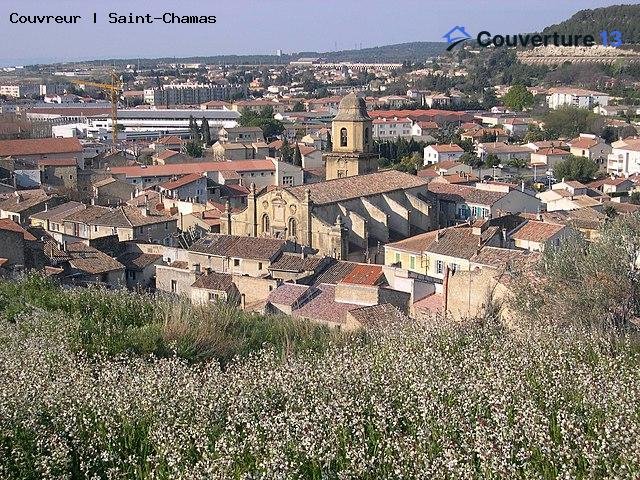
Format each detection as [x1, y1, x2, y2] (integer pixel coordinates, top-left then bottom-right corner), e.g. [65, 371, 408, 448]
[428, 144, 464, 153]
[340, 264, 384, 286]
[0, 138, 82, 157]
[159, 173, 204, 190]
[111, 160, 275, 178]
[0, 218, 37, 241]
[510, 220, 565, 243]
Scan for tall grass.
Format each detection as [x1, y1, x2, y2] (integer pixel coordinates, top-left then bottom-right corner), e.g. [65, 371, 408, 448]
[0, 274, 351, 364]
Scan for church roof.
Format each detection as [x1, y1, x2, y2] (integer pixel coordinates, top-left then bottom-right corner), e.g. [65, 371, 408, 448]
[286, 170, 428, 205]
[332, 92, 371, 122]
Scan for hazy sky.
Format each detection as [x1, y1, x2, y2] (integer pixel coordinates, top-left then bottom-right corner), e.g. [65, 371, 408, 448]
[0, 0, 632, 65]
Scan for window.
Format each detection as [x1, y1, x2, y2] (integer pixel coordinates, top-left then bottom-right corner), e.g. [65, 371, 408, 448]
[364, 127, 369, 145]
[340, 127, 347, 147]
[410, 256, 415, 270]
[288, 217, 297, 238]
[395, 252, 400, 265]
[258, 262, 263, 270]
[171, 280, 177, 293]
[337, 170, 347, 178]
[208, 292, 219, 302]
[233, 258, 240, 267]
[93, 225, 99, 232]
[262, 214, 270, 233]
[127, 270, 136, 280]
[436, 260, 444, 275]
[282, 175, 294, 186]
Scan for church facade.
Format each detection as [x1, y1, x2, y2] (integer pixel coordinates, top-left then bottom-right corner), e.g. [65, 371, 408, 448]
[220, 93, 435, 260]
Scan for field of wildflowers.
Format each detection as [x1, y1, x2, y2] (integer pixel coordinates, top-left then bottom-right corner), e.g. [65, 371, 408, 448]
[1, 275, 640, 479]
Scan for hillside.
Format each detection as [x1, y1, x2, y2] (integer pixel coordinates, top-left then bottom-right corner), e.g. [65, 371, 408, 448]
[543, 3, 640, 45]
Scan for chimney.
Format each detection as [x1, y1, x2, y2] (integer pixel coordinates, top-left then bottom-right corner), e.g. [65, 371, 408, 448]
[521, 181, 525, 192]
[435, 229, 441, 242]
[62, 241, 67, 252]
[193, 263, 201, 274]
[44, 202, 49, 212]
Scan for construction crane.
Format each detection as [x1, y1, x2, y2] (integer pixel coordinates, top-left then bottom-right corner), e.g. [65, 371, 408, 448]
[69, 71, 123, 147]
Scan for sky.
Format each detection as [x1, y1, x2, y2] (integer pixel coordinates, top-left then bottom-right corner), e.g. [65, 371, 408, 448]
[0, 0, 632, 65]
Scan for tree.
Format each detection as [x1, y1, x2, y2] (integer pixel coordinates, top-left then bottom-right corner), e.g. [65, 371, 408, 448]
[630, 191, 640, 205]
[460, 152, 483, 168]
[280, 137, 293, 163]
[481, 87, 498, 109]
[325, 132, 332, 152]
[484, 154, 501, 168]
[292, 101, 305, 112]
[542, 107, 603, 139]
[185, 141, 203, 158]
[189, 116, 200, 141]
[200, 118, 211, 145]
[552, 155, 598, 183]
[292, 143, 302, 167]
[502, 84, 534, 112]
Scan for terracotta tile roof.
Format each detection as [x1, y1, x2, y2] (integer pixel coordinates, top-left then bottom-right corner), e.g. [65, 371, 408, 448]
[536, 148, 568, 156]
[155, 136, 183, 145]
[568, 137, 600, 149]
[155, 149, 181, 161]
[413, 293, 444, 313]
[387, 225, 500, 259]
[510, 220, 565, 243]
[310, 260, 357, 286]
[268, 253, 326, 272]
[159, 173, 204, 190]
[30, 201, 86, 222]
[348, 303, 408, 327]
[65, 242, 124, 274]
[168, 260, 189, 269]
[429, 144, 464, 153]
[0, 218, 37, 240]
[479, 142, 531, 154]
[37, 158, 77, 167]
[191, 272, 234, 292]
[602, 201, 640, 215]
[0, 189, 52, 214]
[428, 182, 508, 206]
[267, 283, 311, 306]
[0, 137, 82, 157]
[417, 167, 439, 179]
[293, 283, 359, 324]
[116, 251, 163, 271]
[287, 170, 428, 205]
[111, 160, 275, 178]
[471, 246, 538, 269]
[340, 264, 383, 286]
[65, 205, 173, 228]
[437, 160, 463, 170]
[190, 234, 286, 261]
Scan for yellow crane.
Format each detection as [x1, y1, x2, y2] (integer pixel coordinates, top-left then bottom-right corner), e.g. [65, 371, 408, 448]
[69, 71, 123, 147]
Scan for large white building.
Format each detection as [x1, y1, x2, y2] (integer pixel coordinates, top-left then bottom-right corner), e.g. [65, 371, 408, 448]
[144, 83, 246, 106]
[607, 137, 640, 175]
[86, 108, 240, 141]
[546, 87, 610, 110]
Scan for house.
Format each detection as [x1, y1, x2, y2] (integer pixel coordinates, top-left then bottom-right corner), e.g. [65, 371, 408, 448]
[190, 272, 240, 305]
[546, 87, 610, 110]
[0, 218, 37, 268]
[218, 126, 264, 143]
[152, 149, 188, 165]
[476, 142, 532, 163]
[433, 160, 472, 176]
[460, 127, 509, 144]
[0, 189, 64, 224]
[63, 205, 177, 244]
[150, 135, 183, 152]
[157, 173, 208, 203]
[211, 141, 269, 161]
[384, 222, 503, 280]
[187, 233, 292, 277]
[371, 117, 413, 140]
[92, 177, 137, 206]
[37, 158, 78, 189]
[608, 137, 640, 175]
[587, 176, 635, 196]
[423, 144, 464, 166]
[267, 252, 331, 282]
[116, 250, 165, 290]
[428, 182, 541, 226]
[0, 137, 83, 169]
[537, 180, 606, 212]
[57, 242, 125, 288]
[567, 134, 611, 162]
[30, 201, 86, 243]
[529, 147, 570, 170]
[501, 118, 529, 138]
[508, 219, 570, 252]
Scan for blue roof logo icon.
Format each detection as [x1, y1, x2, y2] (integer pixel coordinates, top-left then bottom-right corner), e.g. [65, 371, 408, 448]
[443, 26, 471, 50]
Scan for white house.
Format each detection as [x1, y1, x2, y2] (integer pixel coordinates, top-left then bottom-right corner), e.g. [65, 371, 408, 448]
[546, 87, 610, 110]
[567, 134, 611, 162]
[372, 117, 413, 140]
[423, 144, 464, 166]
[608, 137, 640, 175]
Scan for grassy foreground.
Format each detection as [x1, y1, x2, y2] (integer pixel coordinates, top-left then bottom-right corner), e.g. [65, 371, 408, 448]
[1, 276, 640, 478]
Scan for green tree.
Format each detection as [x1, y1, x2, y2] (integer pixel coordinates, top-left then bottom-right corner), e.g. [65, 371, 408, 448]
[484, 154, 501, 168]
[502, 84, 534, 112]
[325, 132, 332, 152]
[292, 143, 302, 167]
[189, 116, 200, 141]
[292, 101, 305, 112]
[280, 137, 293, 163]
[552, 155, 598, 182]
[460, 152, 483, 168]
[185, 141, 203, 158]
[200, 118, 211, 145]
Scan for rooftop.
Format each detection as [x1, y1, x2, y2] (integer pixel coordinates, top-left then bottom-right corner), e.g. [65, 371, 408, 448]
[509, 220, 566, 243]
[111, 159, 275, 178]
[0, 137, 82, 157]
[190, 234, 286, 261]
[191, 272, 235, 292]
[65, 242, 124, 274]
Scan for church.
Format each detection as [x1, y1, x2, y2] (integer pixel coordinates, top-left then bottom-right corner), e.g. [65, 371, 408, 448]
[220, 93, 435, 260]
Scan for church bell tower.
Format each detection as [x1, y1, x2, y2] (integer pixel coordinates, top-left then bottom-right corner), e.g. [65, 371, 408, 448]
[324, 92, 379, 180]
